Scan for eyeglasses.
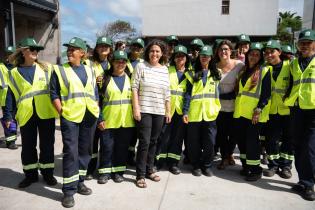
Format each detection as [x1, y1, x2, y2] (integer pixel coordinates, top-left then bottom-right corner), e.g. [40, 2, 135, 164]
[29, 47, 38, 52]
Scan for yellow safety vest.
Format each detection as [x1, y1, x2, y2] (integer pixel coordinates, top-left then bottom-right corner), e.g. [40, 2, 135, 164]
[53, 63, 99, 123]
[92, 61, 110, 78]
[169, 66, 187, 116]
[185, 70, 221, 122]
[8, 63, 58, 126]
[102, 75, 134, 129]
[234, 66, 271, 122]
[0, 63, 9, 106]
[269, 60, 290, 115]
[284, 57, 315, 109]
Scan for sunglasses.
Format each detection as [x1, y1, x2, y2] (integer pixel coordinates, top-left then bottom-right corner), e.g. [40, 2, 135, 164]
[29, 47, 39, 52]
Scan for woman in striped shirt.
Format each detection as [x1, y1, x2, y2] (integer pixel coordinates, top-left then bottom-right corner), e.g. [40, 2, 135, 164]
[132, 39, 171, 188]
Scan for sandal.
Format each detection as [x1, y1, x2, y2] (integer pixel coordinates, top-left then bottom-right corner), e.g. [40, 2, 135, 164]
[146, 173, 161, 182]
[135, 178, 147, 188]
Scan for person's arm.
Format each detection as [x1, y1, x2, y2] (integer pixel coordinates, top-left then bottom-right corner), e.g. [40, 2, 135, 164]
[2, 87, 15, 128]
[49, 71, 62, 115]
[97, 91, 106, 130]
[131, 65, 141, 121]
[182, 82, 192, 124]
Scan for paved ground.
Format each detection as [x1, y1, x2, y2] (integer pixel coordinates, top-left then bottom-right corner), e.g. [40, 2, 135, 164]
[0, 125, 314, 210]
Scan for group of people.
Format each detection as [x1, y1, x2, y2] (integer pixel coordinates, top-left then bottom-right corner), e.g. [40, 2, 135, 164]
[0, 28, 314, 208]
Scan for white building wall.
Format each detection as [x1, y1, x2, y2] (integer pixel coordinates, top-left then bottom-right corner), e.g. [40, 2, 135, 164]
[142, 0, 279, 36]
[303, 0, 315, 30]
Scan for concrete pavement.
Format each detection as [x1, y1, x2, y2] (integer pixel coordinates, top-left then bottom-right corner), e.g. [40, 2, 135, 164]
[0, 127, 314, 210]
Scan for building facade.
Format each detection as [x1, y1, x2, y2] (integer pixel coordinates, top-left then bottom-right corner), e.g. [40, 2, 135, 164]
[303, 0, 315, 30]
[0, 0, 60, 63]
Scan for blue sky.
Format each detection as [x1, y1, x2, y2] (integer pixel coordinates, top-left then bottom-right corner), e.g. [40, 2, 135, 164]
[60, 0, 304, 48]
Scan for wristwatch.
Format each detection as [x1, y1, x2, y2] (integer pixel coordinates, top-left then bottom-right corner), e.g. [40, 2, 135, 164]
[254, 107, 262, 113]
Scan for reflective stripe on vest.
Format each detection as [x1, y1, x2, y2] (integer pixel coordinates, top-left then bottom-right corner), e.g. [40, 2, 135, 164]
[54, 64, 99, 123]
[169, 66, 187, 116]
[0, 64, 9, 106]
[234, 66, 270, 122]
[102, 76, 135, 129]
[269, 60, 290, 115]
[9, 64, 57, 126]
[186, 70, 221, 122]
[284, 58, 315, 109]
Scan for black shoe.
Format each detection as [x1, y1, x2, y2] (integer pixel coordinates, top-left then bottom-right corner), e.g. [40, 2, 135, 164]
[7, 141, 18, 150]
[202, 168, 214, 177]
[97, 174, 110, 184]
[62, 195, 75, 208]
[302, 187, 315, 201]
[43, 175, 57, 186]
[18, 176, 38, 188]
[292, 183, 306, 193]
[0, 140, 6, 148]
[240, 168, 250, 176]
[85, 174, 93, 180]
[245, 173, 262, 181]
[113, 174, 124, 183]
[278, 168, 292, 179]
[192, 168, 202, 177]
[77, 183, 92, 195]
[169, 166, 181, 175]
[263, 167, 278, 177]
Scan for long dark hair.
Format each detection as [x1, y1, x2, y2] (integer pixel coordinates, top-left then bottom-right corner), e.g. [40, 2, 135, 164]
[91, 44, 113, 63]
[100, 60, 132, 95]
[144, 39, 168, 65]
[193, 55, 221, 82]
[236, 49, 264, 92]
[169, 52, 191, 70]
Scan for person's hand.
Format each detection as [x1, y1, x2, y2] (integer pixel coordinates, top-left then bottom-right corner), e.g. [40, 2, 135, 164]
[183, 115, 189, 124]
[165, 113, 171, 124]
[252, 109, 261, 124]
[133, 109, 141, 121]
[97, 121, 106, 131]
[5, 120, 11, 129]
[96, 76, 103, 84]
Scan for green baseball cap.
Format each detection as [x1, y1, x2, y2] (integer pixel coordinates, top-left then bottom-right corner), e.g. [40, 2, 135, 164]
[5, 46, 16, 53]
[250, 42, 263, 51]
[237, 34, 251, 43]
[281, 45, 294, 54]
[113, 50, 128, 60]
[131, 38, 145, 48]
[18, 37, 44, 50]
[174, 45, 188, 55]
[63, 37, 87, 51]
[166, 35, 179, 44]
[190, 38, 204, 47]
[199, 45, 213, 56]
[298, 29, 315, 41]
[265, 40, 281, 50]
[96, 36, 112, 46]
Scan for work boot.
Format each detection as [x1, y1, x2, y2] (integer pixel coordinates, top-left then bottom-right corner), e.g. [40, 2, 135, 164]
[77, 183, 92, 195]
[169, 165, 181, 175]
[240, 167, 250, 176]
[202, 168, 214, 177]
[302, 187, 315, 201]
[62, 195, 75, 208]
[7, 141, 18, 150]
[246, 172, 262, 181]
[97, 174, 110, 184]
[192, 168, 202, 177]
[263, 167, 278, 177]
[43, 175, 57, 186]
[0, 140, 6, 148]
[18, 176, 38, 188]
[113, 174, 124, 183]
[278, 167, 292, 179]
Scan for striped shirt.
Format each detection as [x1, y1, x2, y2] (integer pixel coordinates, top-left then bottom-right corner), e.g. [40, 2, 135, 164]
[131, 61, 170, 115]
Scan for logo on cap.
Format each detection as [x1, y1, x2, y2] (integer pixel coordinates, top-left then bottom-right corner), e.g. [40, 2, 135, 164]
[172, 36, 175, 39]
[33, 40, 37, 44]
[179, 46, 183, 50]
[241, 35, 246, 39]
[256, 43, 260, 47]
[194, 40, 198, 43]
[8, 47, 12, 50]
[287, 46, 291, 50]
[119, 51, 124, 55]
[70, 39, 76, 43]
[102, 37, 107, 42]
[137, 39, 141, 42]
[305, 31, 311, 36]
[267, 41, 272, 45]
[203, 47, 208, 50]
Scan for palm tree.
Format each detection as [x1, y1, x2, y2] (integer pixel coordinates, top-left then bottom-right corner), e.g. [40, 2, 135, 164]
[276, 11, 302, 45]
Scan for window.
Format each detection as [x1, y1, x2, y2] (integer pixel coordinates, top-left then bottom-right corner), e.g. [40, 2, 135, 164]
[222, 0, 230, 15]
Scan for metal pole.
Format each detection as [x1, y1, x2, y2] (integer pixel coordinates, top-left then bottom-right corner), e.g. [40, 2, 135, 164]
[10, 2, 16, 47]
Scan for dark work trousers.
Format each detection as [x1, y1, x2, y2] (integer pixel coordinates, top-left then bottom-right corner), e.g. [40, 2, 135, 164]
[290, 107, 315, 188]
[61, 110, 97, 196]
[216, 111, 236, 159]
[1, 118, 17, 143]
[234, 117, 262, 174]
[266, 114, 293, 169]
[136, 113, 164, 179]
[156, 112, 186, 166]
[86, 128, 102, 175]
[20, 112, 55, 178]
[186, 120, 217, 170]
[98, 127, 135, 175]
[127, 129, 138, 161]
